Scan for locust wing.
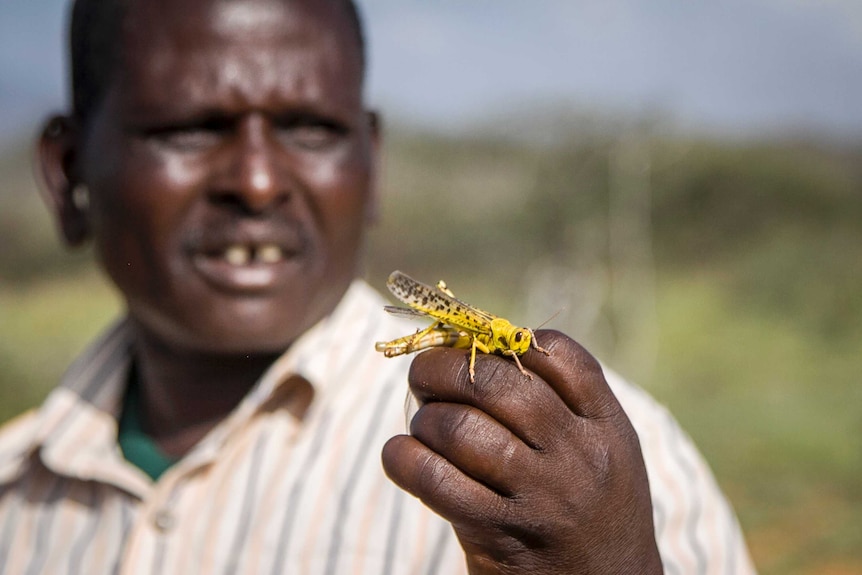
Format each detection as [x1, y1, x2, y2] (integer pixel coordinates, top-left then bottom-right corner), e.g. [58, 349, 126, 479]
[386, 270, 496, 335]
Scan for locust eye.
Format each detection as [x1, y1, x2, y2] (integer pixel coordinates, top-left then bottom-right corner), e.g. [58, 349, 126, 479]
[514, 331, 523, 343]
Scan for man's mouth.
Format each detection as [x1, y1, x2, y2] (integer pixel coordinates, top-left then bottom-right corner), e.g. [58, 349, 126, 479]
[221, 243, 286, 266]
[183, 216, 310, 293]
[191, 239, 303, 293]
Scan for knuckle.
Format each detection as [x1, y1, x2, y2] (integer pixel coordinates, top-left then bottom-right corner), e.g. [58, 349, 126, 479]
[444, 407, 483, 447]
[473, 355, 521, 397]
[410, 347, 472, 387]
[415, 452, 457, 499]
[541, 329, 603, 377]
[414, 404, 484, 454]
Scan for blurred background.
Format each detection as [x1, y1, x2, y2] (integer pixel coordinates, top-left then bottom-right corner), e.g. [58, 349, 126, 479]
[1, 1, 861, 573]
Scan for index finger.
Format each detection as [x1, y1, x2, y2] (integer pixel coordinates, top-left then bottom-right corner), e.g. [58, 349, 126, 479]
[407, 346, 576, 450]
[521, 329, 624, 420]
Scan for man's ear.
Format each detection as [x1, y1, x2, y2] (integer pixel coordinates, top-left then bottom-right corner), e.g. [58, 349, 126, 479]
[365, 110, 383, 225]
[36, 115, 90, 246]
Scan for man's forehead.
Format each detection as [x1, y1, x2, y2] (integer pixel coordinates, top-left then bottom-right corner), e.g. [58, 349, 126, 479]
[109, 0, 363, 112]
[122, 0, 352, 45]
[68, 0, 364, 120]
[117, 0, 360, 76]
[210, 0, 293, 36]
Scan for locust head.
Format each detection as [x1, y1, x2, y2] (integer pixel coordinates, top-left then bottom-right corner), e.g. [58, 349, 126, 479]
[490, 318, 532, 356]
[509, 327, 532, 355]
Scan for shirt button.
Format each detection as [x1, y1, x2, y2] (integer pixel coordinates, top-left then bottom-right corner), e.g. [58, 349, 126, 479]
[153, 509, 176, 532]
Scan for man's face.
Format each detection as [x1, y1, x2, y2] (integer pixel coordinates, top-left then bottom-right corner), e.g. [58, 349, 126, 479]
[75, 0, 378, 354]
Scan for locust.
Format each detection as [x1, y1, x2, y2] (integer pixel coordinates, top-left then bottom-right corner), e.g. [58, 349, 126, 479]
[374, 270, 548, 382]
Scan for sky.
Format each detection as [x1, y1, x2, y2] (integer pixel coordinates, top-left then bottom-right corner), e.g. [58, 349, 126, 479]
[1, 0, 861, 147]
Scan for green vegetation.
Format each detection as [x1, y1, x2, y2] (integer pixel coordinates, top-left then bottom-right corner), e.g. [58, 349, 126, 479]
[2, 119, 860, 574]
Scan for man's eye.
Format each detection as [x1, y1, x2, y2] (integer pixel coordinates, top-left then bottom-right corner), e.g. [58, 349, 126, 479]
[278, 122, 346, 151]
[155, 129, 222, 150]
[143, 120, 230, 151]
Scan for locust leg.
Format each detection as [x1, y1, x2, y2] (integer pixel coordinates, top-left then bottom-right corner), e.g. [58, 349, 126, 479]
[376, 321, 447, 357]
[407, 322, 443, 349]
[527, 328, 551, 356]
[467, 339, 536, 382]
[503, 349, 533, 380]
[469, 338, 492, 383]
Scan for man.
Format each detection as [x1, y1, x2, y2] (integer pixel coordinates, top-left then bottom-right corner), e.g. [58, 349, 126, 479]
[0, 0, 756, 572]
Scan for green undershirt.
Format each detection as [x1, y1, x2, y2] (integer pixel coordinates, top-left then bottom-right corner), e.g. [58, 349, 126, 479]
[118, 372, 177, 481]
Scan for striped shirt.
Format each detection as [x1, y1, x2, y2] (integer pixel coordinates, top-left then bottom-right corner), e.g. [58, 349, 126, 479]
[0, 280, 756, 574]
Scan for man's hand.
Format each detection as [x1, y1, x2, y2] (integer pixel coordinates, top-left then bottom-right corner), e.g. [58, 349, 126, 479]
[382, 330, 663, 574]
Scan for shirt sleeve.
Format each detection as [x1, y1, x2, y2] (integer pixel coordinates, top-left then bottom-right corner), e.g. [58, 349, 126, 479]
[605, 370, 758, 575]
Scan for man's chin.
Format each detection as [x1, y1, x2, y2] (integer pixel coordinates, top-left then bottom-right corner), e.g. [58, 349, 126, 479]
[125, 274, 351, 358]
[190, 334, 294, 357]
[129, 310, 304, 358]
[181, 317, 304, 356]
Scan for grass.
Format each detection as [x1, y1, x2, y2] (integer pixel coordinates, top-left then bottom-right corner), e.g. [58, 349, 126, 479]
[644, 274, 862, 574]
[0, 268, 120, 422]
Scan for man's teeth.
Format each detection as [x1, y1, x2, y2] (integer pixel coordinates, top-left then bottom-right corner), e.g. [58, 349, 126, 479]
[221, 244, 283, 265]
[257, 244, 283, 264]
[224, 245, 251, 266]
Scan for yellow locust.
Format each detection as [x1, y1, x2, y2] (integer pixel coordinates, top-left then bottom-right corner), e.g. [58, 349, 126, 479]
[374, 270, 548, 382]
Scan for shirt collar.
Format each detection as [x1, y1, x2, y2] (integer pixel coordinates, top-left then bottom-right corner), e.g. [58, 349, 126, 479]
[246, 279, 387, 403]
[0, 319, 140, 489]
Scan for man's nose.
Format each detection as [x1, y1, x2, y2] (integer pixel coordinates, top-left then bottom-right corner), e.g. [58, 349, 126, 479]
[213, 116, 286, 213]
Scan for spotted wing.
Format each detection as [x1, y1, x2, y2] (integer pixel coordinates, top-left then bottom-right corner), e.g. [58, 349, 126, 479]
[386, 270, 495, 335]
